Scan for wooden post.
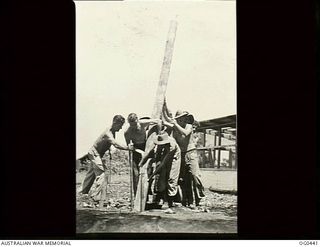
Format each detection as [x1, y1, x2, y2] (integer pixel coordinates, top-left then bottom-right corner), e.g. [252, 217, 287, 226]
[203, 132, 207, 167]
[228, 150, 233, 168]
[151, 20, 178, 121]
[208, 148, 213, 168]
[135, 21, 178, 212]
[134, 159, 152, 212]
[213, 131, 216, 167]
[217, 128, 222, 169]
[129, 145, 134, 209]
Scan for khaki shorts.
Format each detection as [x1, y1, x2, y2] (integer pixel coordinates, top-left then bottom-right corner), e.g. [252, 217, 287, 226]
[87, 147, 104, 171]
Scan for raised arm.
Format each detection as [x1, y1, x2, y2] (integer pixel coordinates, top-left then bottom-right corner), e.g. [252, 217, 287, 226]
[162, 100, 174, 129]
[172, 121, 193, 137]
[140, 118, 161, 129]
[138, 132, 157, 167]
[138, 147, 155, 167]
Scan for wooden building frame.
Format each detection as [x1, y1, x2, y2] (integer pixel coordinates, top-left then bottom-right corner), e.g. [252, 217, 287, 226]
[195, 114, 237, 169]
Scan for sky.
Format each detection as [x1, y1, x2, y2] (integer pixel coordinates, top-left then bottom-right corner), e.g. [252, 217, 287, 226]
[76, 1, 236, 158]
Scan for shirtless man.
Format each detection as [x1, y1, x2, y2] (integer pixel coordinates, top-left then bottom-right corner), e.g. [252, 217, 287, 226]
[124, 113, 160, 195]
[80, 115, 134, 195]
[163, 105, 205, 208]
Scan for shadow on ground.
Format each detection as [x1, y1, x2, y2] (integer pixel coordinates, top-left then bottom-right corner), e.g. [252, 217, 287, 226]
[77, 207, 237, 233]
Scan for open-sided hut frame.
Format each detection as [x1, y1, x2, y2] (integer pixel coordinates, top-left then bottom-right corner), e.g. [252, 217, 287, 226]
[195, 114, 237, 169]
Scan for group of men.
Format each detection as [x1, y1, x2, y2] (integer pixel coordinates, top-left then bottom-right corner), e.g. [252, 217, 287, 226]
[79, 102, 205, 211]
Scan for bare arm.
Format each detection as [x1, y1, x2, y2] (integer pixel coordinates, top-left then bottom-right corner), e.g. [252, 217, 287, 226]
[162, 120, 174, 134]
[140, 118, 161, 129]
[138, 133, 157, 167]
[172, 121, 193, 137]
[162, 99, 191, 136]
[105, 131, 132, 151]
[162, 102, 174, 128]
[138, 146, 155, 167]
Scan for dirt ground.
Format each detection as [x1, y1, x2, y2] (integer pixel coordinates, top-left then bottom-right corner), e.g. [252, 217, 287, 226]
[76, 170, 237, 233]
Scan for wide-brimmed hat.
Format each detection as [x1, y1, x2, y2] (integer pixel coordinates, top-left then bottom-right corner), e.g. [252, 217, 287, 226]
[174, 110, 189, 119]
[139, 116, 151, 120]
[174, 110, 194, 124]
[154, 132, 170, 145]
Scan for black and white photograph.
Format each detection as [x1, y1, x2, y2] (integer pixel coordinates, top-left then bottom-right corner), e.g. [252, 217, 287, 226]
[75, 0, 237, 234]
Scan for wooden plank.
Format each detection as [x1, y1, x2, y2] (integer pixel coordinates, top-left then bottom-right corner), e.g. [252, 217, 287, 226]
[151, 20, 178, 120]
[133, 159, 151, 212]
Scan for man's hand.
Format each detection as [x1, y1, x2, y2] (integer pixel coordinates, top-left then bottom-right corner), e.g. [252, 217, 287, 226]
[128, 143, 135, 151]
[154, 118, 162, 125]
[162, 119, 174, 128]
[166, 118, 177, 126]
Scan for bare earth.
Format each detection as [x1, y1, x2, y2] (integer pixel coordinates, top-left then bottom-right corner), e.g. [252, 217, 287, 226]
[76, 171, 237, 233]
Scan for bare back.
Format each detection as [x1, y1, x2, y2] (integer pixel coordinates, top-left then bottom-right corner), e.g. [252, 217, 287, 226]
[173, 123, 196, 152]
[93, 127, 115, 157]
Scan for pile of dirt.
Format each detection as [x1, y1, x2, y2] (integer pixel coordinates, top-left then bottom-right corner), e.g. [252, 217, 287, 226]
[102, 149, 130, 176]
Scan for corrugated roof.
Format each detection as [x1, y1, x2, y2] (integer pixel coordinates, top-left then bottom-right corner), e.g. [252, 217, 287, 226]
[196, 114, 236, 131]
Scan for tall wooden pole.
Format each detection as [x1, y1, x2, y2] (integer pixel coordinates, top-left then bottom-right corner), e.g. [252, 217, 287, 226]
[135, 21, 178, 212]
[151, 20, 178, 121]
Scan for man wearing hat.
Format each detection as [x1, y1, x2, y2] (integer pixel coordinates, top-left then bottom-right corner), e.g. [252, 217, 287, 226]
[138, 131, 181, 212]
[162, 104, 205, 209]
[124, 113, 161, 196]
